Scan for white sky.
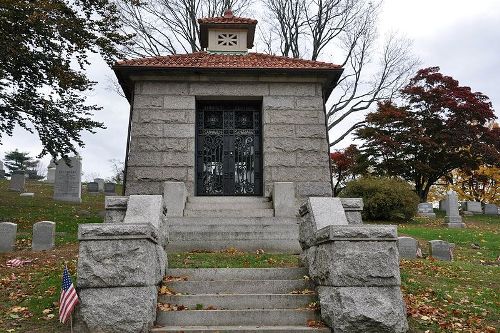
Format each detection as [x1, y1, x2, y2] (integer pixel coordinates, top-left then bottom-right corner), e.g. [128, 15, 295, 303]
[1, 0, 499, 179]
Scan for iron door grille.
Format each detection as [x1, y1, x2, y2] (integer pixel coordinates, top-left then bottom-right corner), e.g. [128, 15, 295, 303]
[196, 101, 262, 196]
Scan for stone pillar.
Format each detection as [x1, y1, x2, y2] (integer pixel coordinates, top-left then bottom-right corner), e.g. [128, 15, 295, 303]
[75, 223, 165, 333]
[163, 182, 187, 217]
[272, 182, 296, 217]
[443, 190, 465, 228]
[340, 198, 364, 224]
[299, 197, 408, 333]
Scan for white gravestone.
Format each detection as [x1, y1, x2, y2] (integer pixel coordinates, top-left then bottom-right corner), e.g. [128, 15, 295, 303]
[462, 201, 482, 214]
[429, 240, 454, 261]
[0, 161, 5, 179]
[53, 157, 82, 203]
[0, 222, 17, 253]
[46, 160, 56, 183]
[397, 236, 419, 259]
[9, 172, 26, 192]
[444, 190, 465, 228]
[484, 204, 499, 215]
[32, 221, 56, 251]
[94, 178, 105, 192]
[417, 203, 436, 218]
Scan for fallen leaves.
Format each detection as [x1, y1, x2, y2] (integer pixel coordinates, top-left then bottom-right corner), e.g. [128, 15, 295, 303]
[290, 289, 315, 295]
[157, 303, 187, 311]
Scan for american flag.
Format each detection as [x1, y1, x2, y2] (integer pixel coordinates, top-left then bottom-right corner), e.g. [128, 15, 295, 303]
[59, 266, 79, 324]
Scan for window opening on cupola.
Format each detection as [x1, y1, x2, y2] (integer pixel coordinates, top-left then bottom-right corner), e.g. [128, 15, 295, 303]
[217, 33, 238, 46]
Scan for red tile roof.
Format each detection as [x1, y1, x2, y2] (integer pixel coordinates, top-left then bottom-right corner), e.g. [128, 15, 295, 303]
[198, 9, 257, 25]
[115, 52, 341, 70]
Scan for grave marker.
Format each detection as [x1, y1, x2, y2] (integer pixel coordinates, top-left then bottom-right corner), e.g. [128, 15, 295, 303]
[46, 160, 56, 183]
[0, 161, 5, 179]
[53, 157, 82, 203]
[417, 203, 436, 218]
[0, 222, 17, 253]
[87, 182, 99, 194]
[443, 190, 465, 228]
[94, 178, 105, 192]
[462, 201, 482, 214]
[32, 221, 56, 251]
[484, 204, 498, 215]
[9, 172, 26, 192]
[397, 236, 419, 259]
[429, 240, 454, 261]
[104, 182, 116, 195]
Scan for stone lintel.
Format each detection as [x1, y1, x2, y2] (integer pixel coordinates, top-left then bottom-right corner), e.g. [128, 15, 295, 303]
[129, 73, 328, 84]
[78, 223, 158, 243]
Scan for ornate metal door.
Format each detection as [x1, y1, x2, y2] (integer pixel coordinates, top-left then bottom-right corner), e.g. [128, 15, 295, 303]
[196, 101, 262, 196]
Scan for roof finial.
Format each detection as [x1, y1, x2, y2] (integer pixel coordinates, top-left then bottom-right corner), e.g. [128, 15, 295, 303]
[223, 8, 233, 18]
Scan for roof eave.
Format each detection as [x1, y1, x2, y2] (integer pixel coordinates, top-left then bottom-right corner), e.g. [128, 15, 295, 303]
[112, 65, 344, 103]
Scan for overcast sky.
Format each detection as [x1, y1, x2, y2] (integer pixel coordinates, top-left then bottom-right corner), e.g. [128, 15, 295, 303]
[1, 0, 499, 180]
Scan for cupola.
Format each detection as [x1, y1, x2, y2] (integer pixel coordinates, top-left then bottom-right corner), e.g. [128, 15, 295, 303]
[198, 9, 257, 54]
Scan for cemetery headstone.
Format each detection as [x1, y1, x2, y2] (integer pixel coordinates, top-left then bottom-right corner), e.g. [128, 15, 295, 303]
[94, 178, 105, 192]
[53, 157, 82, 203]
[417, 203, 436, 218]
[462, 201, 482, 214]
[484, 204, 499, 215]
[9, 172, 26, 192]
[429, 240, 454, 261]
[443, 190, 465, 228]
[87, 182, 99, 194]
[32, 221, 56, 251]
[0, 161, 5, 179]
[20, 193, 35, 197]
[46, 160, 56, 183]
[104, 182, 116, 195]
[397, 236, 419, 259]
[0, 222, 17, 253]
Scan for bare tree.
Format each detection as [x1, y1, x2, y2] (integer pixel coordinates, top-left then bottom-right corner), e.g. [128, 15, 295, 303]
[115, 0, 252, 57]
[260, 0, 419, 147]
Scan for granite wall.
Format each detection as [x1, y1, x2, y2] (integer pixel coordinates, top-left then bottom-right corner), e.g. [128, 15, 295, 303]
[125, 78, 332, 198]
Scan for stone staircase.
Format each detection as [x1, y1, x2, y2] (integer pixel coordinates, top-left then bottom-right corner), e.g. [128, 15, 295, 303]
[152, 268, 328, 333]
[166, 197, 301, 253]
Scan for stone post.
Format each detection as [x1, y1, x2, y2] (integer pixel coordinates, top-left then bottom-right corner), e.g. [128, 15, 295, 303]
[299, 198, 408, 333]
[272, 182, 296, 217]
[75, 223, 165, 333]
[163, 182, 187, 217]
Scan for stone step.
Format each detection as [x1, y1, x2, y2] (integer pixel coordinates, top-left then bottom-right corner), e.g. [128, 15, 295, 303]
[166, 268, 307, 281]
[164, 279, 312, 294]
[152, 326, 330, 333]
[185, 202, 273, 211]
[156, 309, 320, 326]
[168, 217, 298, 225]
[166, 239, 301, 253]
[187, 197, 271, 204]
[169, 224, 298, 233]
[158, 293, 316, 309]
[168, 230, 297, 241]
[184, 209, 275, 218]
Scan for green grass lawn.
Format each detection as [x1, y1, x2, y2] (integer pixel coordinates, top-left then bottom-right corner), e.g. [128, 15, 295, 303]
[0, 181, 498, 332]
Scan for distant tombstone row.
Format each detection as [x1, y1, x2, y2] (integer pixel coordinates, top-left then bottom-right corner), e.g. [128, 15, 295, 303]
[484, 204, 499, 215]
[0, 221, 55, 253]
[439, 194, 498, 216]
[417, 203, 436, 218]
[87, 179, 116, 195]
[53, 157, 82, 203]
[397, 236, 454, 261]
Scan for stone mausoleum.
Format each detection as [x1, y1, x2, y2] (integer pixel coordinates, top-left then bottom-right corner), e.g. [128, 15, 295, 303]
[75, 10, 408, 333]
[113, 10, 342, 199]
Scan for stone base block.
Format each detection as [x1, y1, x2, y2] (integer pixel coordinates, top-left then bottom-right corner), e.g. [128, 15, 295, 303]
[307, 239, 400, 286]
[318, 286, 408, 333]
[273, 182, 296, 217]
[74, 286, 157, 333]
[417, 213, 436, 218]
[444, 215, 462, 224]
